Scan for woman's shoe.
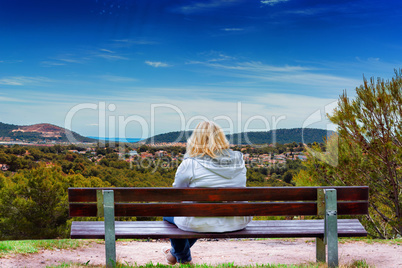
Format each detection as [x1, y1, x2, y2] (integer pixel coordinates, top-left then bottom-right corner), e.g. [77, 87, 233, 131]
[162, 247, 177, 265]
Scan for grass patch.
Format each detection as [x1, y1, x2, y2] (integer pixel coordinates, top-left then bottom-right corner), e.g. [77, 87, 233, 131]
[339, 237, 402, 245]
[0, 239, 93, 257]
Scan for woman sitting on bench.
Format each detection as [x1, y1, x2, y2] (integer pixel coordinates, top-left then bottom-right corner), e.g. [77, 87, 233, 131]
[163, 120, 252, 264]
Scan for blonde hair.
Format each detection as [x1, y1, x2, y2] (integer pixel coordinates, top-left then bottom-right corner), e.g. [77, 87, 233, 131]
[186, 121, 230, 158]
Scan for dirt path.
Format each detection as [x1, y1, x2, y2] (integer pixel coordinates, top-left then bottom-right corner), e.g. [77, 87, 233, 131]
[0, 239, 401, 267]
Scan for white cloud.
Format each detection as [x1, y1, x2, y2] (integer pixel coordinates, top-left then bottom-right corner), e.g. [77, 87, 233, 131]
[43, 49, 128, 66]
[190, 58, 360, 90]
[0, 60, 23, 64]
[41, 54, 85, 66]
[0, 95, 26, 102]
[1, 90, 96, 104]
[0, 76, 52, 86]
[177, 0, 239, 14]
[206, 61, 314, 72]
[145, 61, 170, 68]
[222, 28, 244, 31]
[191, 58, 315, 74]
[58, 58, 83, 63]
[96, 54, 129, 60]
[99, 48, 115, 53]
[0, 79, 23, 86]
[41, 61, 66, 66]
[112, 39, 157, 45]
[367, 57, 380, 62]
[261, 0, 289, 6]
[98, 75, 138, 83]
[284, 7, 332, 16]
[190, 51, 236, 63]
[95, 48, 129, 60]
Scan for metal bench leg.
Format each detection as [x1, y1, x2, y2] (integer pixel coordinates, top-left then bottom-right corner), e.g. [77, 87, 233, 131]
[316, 236, 326, 263]
[104, 190, 116, 267]
[325, 189, 338, 268]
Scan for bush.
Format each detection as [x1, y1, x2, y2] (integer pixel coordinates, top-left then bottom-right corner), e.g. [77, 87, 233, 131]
[0, 166, 109, 240]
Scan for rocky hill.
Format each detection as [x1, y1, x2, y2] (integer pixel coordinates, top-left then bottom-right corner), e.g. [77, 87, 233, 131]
[0, 122, 95, 143]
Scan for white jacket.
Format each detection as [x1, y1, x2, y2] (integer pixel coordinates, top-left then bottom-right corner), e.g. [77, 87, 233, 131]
[173, 149, 252, 232]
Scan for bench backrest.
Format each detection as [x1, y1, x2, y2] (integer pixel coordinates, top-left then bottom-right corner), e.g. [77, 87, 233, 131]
[69, 187, 369, 218]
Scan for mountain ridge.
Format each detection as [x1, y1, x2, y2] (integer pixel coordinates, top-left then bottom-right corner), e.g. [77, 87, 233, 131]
[0, 121, 336, 145]
[142, 128, 336, 145]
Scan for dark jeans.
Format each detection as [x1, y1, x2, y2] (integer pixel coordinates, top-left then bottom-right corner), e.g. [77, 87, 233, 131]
[163, 217, 197, 263]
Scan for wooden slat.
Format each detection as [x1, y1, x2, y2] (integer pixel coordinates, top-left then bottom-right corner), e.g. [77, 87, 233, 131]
[70, 203, 97, 217]
[338, 201, 369, 215]
[71, 219, 367, 239]
[113, 187, 319, 202]
[69, 188, 97, 202]
[72, 220, 361, 227]
[68, 186, 369, 203]
[70, 201, 368, 217]
[115, 202, 318, 216]
[70, 202, 316, 217]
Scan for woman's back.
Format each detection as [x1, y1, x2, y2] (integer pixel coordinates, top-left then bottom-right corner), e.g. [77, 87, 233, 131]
[173, 149, 252, 233]
[174, 149, 246, 188]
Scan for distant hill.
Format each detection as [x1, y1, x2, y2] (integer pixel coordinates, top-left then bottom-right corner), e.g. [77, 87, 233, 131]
[141, 131, 191, 144]
[142, 128, 335, 145]
[0, 122, 95, 143]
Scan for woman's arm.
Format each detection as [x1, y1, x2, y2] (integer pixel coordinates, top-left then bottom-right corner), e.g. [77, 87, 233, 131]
[173, 159, 193, 187]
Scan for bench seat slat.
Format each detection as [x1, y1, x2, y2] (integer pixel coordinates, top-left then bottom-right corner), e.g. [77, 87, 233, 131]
[69, 219, 363, 227]
[71, 219, 367, 239]
[68, 187, 369, 203]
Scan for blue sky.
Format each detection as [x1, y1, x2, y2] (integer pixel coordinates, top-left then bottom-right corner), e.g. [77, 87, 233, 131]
[1, 0, 401, 139]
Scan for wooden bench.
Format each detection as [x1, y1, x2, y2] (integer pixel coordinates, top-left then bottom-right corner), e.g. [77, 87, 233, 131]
[68, 186, 369, 267]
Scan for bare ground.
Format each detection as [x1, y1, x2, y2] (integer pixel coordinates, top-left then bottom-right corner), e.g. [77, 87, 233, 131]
[0, 239, 401, 268]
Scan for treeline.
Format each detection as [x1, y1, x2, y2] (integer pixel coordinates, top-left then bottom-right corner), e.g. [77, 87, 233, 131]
[0, 122, 18, 137]
[232, 141, 307, 154]
[0, 145, 177, 187]
[247, 159, 305, 186]
[142, 128, 334, 145]
[228, 128, 334, 145]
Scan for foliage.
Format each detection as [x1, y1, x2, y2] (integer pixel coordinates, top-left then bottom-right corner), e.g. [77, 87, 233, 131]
[0, 166, 108, 240]
[295, 70, 402, 238]
[0, 122, 18, 137]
